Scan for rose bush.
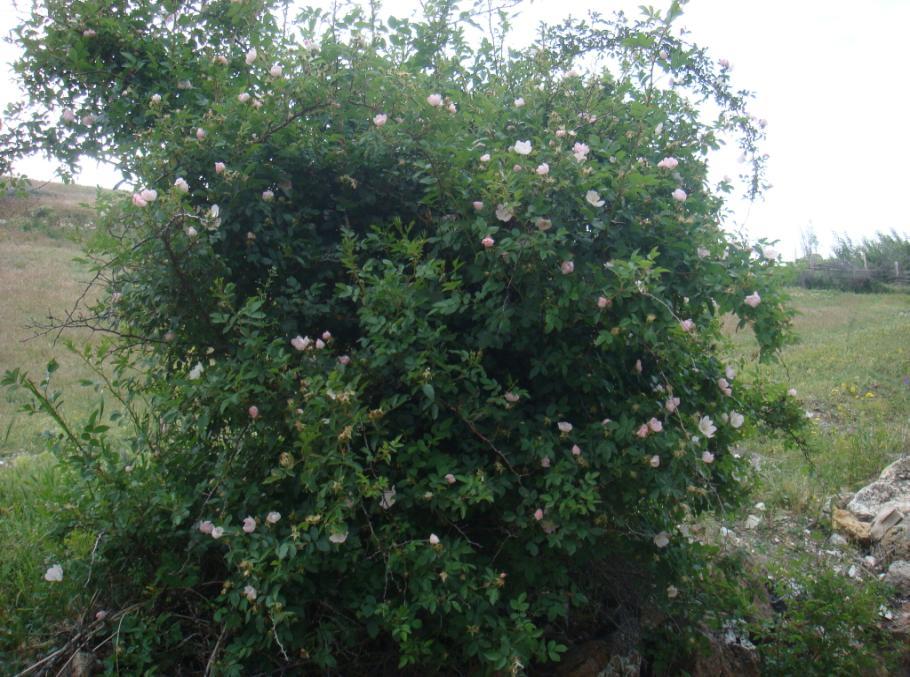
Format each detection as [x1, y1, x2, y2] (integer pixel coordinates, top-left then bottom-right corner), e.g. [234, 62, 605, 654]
[3, 0, 806, 672]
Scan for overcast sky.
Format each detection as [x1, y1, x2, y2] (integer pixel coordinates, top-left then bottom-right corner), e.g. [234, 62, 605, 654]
[3, 0, 909, 258]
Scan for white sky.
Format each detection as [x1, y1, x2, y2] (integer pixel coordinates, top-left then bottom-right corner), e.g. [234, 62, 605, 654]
[2, 0, 909, 258]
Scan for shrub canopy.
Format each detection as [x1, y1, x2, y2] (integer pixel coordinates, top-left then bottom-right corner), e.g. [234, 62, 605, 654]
[3, 0, 803, 672]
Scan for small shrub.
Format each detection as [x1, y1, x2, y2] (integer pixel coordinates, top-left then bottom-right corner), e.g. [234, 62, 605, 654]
[752, 566, 898, 676]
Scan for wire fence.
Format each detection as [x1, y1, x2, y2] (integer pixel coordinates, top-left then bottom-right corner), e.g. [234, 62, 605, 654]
[794, 262, 910, 290]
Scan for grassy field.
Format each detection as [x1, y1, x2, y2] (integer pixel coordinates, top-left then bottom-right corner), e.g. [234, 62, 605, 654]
[729, 288, 910, 514]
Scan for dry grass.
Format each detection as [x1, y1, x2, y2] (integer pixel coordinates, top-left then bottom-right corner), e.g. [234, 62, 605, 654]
[0, 183, 102, 457]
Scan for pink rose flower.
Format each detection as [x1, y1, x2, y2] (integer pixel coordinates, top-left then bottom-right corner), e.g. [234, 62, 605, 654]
[266, 511, 281, 524]
[199, 520, 215, 535]
[244, 585, 257, 601]
[481, 236, 495, 249]
[649, 455, 660, 468]
[262, 190, 274, 201]
[62, 109, 75, 123]
[315, 338, 325, 349]
[338, 355, 351, 366]
[248, 405, 259, 419]
[744, 291, 761, 308]
[174, 177, 189, 193]
[447, 102, 457, 113]
[512, 164, 522, 172]
[514, 97, 526, 108]
[636, 424, 649, 438]
[597, 296, 610, 309]
[787, 388, 798, 397]
[472, 201, 484, 211]
[648, 417, 663, 433]
[665, 397, 680, 413]
[536, 163, 549, 176]
[572, 142, 590, 162]
[504, 391, 520, 403]
[540, 456, 551, 468]
[214, 162, 226, 174]
[657, 156, 679, 169]
[571, 444, 581, 456]
[697, 416, 717, 439]
[140, 188, 158, 203]
[373, 113, 388, 127]
[653, 531, 669, 548]
[534, 508, 544, 521]
[131, 193, 148, 208]
[291, 335, 308, 351]
[585, 190, 605, 207]
[245, 48, 258, 65]
[270, 64, 283, 77]
[513, 140, 532, 155]
[429, 533, 440, 545]
[242, 516, 256, 533]
[680, 319, 695, 332]
[211, 526, 224, 539]
[480, 153, 491, 162]
[445, 473, 456, 485]
[672, 188, 687, 202]
[426, 93, 443, 107]
[560, 260, 574, 275]
[238, 92, 251, 103]
[196, 128, 206, 140]
[150, 93, 162, 104]
[557, 421, 573, 433]
[702, 451, 715, 464]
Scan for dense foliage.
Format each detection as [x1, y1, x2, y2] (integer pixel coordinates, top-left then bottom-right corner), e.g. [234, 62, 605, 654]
[3, 0, 806, 672]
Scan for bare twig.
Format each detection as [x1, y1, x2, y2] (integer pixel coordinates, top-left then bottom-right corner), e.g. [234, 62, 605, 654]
[204, 625, 228, 677]
[446, 402, 523, 479]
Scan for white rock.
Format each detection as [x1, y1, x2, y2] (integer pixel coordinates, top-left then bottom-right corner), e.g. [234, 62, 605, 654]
[885, 560, 910, 594]
[829, 533, 848, 546]
[745, 515, 762, 529]
[847, 456, 910, 521]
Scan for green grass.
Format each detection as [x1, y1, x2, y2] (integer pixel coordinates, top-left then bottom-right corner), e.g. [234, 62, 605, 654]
[0, 453, 95, 669]
[729, 288, 910, 513]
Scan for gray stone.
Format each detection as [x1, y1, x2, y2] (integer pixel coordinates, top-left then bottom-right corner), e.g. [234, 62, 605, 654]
[828, 533, 848, 547]
[884, 560, 910, 595]
[870, 505, 905, 541]
[877, 520, 910, 563]
[847, 456, 910, 521]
